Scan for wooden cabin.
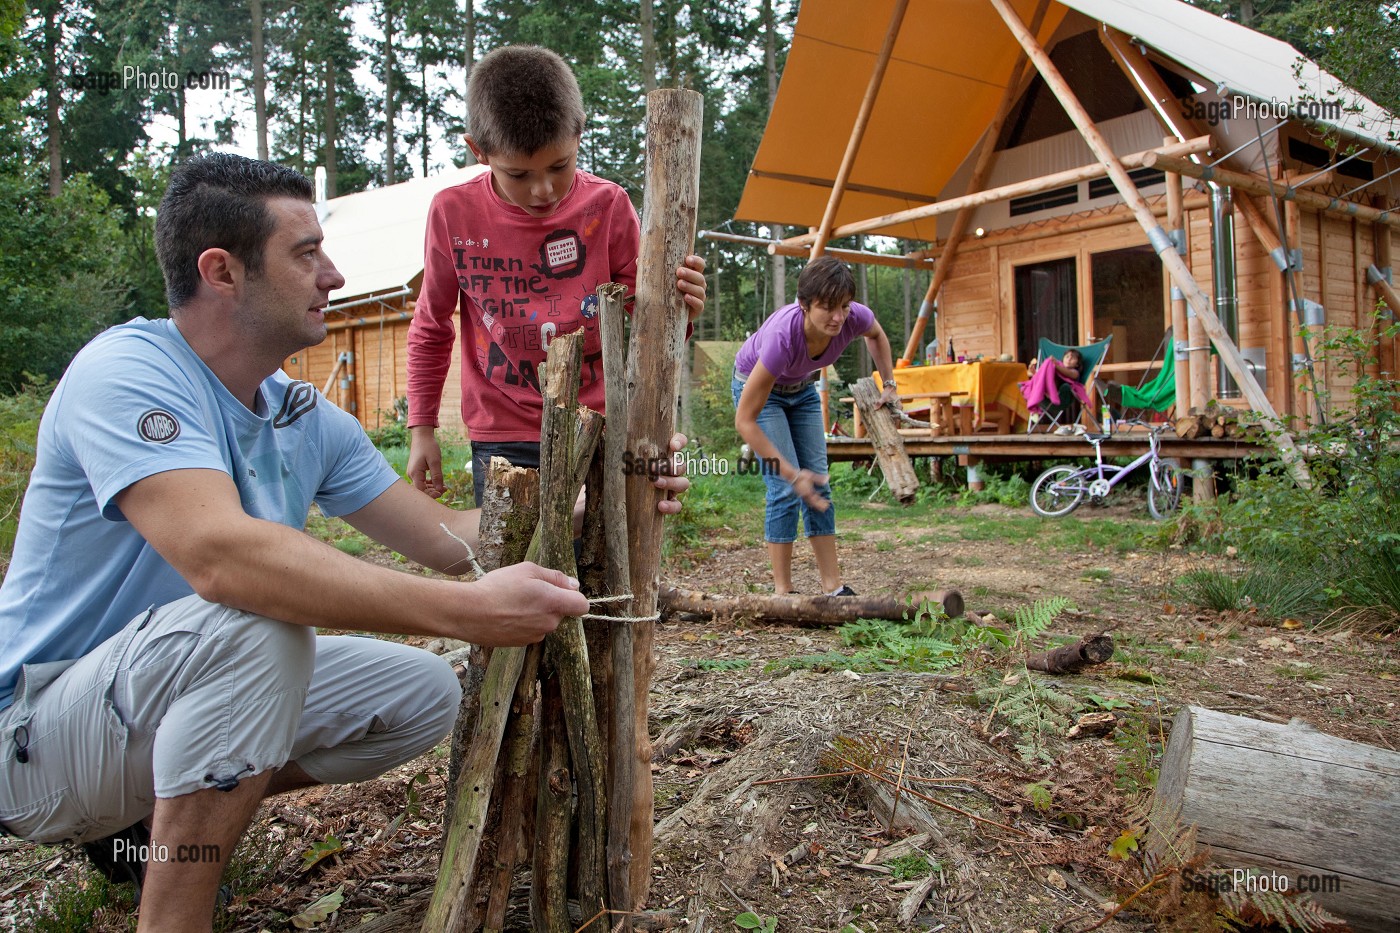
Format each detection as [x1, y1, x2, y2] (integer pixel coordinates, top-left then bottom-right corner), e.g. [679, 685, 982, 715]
[734, 0, 1398, 442]
[282, 164, 488, 435]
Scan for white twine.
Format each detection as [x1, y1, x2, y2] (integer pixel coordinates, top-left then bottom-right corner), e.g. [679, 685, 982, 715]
[438, 527, 656, 622]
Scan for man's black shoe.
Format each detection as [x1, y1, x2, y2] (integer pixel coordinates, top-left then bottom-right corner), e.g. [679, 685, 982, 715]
[81, 822, 148, 905]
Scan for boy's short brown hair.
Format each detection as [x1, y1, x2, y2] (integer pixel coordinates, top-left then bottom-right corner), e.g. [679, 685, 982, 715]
[468, 45, 586, 157]
[796, 255, 856, 309]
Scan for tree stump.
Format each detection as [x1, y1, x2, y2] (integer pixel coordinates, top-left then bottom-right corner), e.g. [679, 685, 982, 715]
[1154, 706, 1400, 932]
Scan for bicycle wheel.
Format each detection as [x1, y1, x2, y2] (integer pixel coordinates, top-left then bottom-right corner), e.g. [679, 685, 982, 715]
[1030, 465, 1086, 517]
[1147, 460, 1182, 519]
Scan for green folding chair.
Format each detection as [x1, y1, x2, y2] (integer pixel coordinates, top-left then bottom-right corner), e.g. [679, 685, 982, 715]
[1033, 335, 1113, 431]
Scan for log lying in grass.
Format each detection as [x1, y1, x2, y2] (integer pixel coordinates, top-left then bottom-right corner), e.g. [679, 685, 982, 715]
[658, 584, 964, 625]
[1024, 633, 1114, 674]
[1154, 706, 1400, 932]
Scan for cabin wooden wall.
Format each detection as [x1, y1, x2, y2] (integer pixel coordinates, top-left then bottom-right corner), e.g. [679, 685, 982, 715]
[282, 299, 469, 438]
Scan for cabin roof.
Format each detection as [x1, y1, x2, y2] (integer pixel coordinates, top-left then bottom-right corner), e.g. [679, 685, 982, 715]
[320, 164, 490, 306]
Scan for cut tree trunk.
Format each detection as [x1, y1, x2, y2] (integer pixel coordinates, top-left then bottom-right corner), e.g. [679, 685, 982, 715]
[852, 377, 919, 503]
[659, 584, 964, 626]
[1024, 633, 1113, 674]
[1154, 706, 1400, 932]
[622, 87, 704, 905]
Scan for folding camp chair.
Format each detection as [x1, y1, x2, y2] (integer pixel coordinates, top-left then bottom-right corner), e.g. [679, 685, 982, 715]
[1028, 335, 1113, 432]
[1112, 330, 1177, 422]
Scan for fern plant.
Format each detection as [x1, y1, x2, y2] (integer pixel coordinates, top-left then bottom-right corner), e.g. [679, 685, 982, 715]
[976, 675, 1078, 763]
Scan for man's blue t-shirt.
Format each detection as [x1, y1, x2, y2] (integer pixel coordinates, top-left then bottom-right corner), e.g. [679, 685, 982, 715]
[0, 318, 400, 710]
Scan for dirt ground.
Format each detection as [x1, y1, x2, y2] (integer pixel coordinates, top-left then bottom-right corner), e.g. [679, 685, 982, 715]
[3, 494, 1396, 932]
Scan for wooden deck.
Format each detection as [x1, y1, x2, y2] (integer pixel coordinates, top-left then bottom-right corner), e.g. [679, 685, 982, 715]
[827, 431, 1265, 462]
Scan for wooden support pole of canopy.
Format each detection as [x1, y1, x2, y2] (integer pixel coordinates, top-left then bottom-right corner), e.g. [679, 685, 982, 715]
[809, 0, 910, 259]
[1162, 144, 1193, 415]
[778, 136, 1213, 250]
[898, 0, 1049, 364]
[623, 87, 703, 904]
[1142, 151, 1400, 231]
[989, 0, 1310, 487]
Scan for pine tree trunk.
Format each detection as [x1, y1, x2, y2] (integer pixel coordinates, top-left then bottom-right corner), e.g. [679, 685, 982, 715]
[43, 1, 61, 197]
[251, 0, 269, 160]
[640, 0, 657, 92]
[384, 3, 396, 185]
[323, 62, 338, 197]
[463, 0, 476, 163]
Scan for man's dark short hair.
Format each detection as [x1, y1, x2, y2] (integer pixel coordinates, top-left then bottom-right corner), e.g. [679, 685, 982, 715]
[796, 256, 856, 310]
[155, 152, 314, 310]
[468, 45, 586, 157]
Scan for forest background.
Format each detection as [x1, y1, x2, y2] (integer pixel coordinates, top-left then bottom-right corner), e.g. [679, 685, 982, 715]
[0, 0, 1394, 395]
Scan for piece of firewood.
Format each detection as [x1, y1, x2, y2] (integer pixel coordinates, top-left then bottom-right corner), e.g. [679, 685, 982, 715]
[1155, 707, 1400, 932]
[623, 87, 704, 904]
[599, 280, 637, 926]
[536, 332, 608, 926]
[852, 377, 919, 504]
[659, 584, 964, 624]
[1024, 633, 1114, 674]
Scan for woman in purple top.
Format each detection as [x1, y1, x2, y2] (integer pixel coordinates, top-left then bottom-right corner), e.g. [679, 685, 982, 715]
[732, 257, 897, 596]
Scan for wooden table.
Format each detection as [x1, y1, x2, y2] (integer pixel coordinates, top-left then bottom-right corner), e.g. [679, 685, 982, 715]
[877, 361, 1031, 431]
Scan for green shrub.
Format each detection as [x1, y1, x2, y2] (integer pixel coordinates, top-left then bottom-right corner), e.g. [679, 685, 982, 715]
[1178, 315, 1400, 627]
[1, 375, 53, 567]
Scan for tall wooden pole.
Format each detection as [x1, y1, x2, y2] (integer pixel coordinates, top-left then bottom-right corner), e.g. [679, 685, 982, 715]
[623, 88, 703, 904]
[809, 0, 910, 258]
[1162, 139, 1192, 414]
[899, 0, 1048, 364]
[988, 0, 1309, 486]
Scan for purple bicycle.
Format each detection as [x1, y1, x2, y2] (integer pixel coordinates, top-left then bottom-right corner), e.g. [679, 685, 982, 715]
[1029, 422, 1183, 520]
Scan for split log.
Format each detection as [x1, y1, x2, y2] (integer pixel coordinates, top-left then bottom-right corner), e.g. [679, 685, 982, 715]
[659, 584, 964, 625]
[1154, 706, 1400, 932]
[851, 377, 918, 504]
[623, 86, 704, 904]
[1024, 633, 1113, 674]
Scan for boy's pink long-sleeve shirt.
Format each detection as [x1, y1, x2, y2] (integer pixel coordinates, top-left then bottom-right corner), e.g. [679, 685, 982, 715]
[407, 169, 639, 442]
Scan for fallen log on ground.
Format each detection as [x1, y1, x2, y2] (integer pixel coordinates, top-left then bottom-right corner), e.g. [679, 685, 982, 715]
[659, 584, 964, 625]
[1024, 633, 1113, 674]
[1154, 706, 1400, 932]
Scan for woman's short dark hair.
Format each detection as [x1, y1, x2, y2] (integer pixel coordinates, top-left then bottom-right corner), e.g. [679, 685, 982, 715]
[796, 255, 856, 309]
[155, 152, 313, 310]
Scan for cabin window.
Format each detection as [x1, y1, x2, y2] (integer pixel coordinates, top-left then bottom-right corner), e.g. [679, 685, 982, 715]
[1091, 245, 1165, 364]
[1014, 258, 1078, 362]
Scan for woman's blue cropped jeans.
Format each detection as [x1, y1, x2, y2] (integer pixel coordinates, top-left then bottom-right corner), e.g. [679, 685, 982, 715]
[732, 376, 835, 543]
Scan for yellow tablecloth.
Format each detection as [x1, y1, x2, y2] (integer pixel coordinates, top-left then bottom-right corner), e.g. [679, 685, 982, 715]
[877, 361, 1030, 426]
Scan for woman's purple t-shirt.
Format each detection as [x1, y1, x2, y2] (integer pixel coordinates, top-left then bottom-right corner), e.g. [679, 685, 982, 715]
[734, 301, 875, 385]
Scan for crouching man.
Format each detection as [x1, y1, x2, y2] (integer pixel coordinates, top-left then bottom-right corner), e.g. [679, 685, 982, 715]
[0, 153, 687, 932]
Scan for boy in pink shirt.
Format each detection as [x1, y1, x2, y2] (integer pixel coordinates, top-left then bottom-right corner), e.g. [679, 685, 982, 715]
[407, 45, 706, 503]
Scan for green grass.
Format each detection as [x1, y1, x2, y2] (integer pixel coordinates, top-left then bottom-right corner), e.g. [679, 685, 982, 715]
[1171, 567, 1329, 621]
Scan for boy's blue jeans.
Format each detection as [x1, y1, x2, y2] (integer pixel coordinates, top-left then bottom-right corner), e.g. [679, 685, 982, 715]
[731, 376, 835, 544]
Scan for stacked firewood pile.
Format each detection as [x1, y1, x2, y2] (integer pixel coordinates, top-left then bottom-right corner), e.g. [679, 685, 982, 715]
[1175, 406, 1263, 440]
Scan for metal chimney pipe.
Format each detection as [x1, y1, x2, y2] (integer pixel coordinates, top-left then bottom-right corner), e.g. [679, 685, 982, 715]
[1210, 184, 1240, 398]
